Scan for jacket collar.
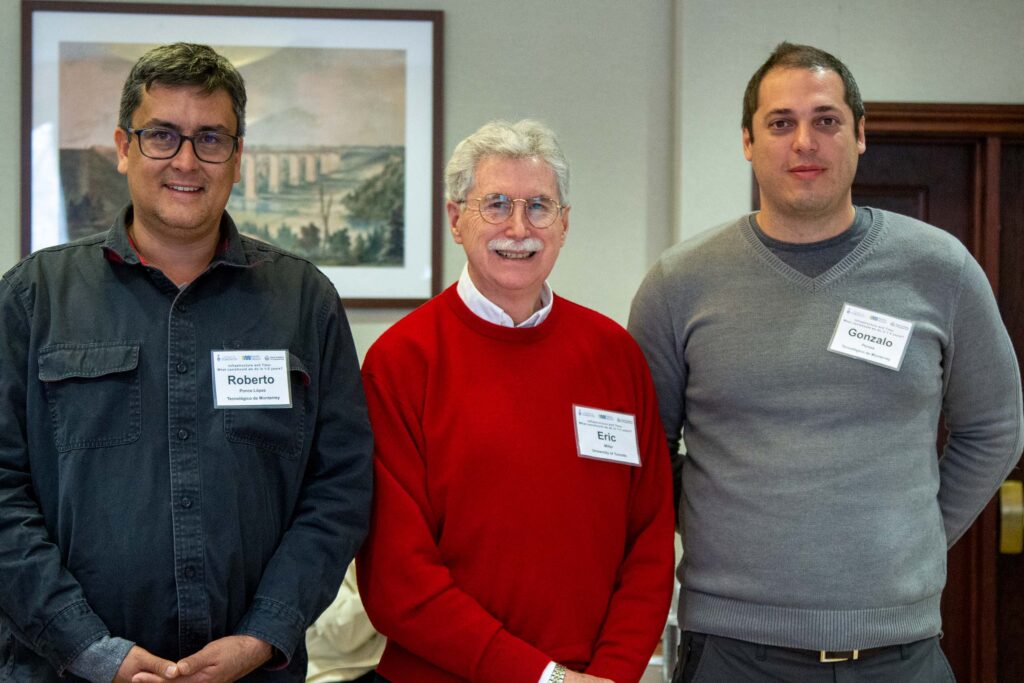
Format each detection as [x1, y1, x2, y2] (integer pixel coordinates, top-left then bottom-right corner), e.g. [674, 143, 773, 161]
[102, 204, 252, 268]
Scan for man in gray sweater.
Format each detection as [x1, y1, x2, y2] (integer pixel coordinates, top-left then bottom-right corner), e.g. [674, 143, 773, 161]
[629, 41, 1024, 682]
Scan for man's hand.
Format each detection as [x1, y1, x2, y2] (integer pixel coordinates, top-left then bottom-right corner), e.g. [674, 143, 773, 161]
[131, 635, 273, 683]
[564, 672, 615, 683]
[113, 646, 177, 683]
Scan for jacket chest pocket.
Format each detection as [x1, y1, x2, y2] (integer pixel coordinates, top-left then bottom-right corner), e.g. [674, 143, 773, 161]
[38, 342, 141, 452]
[223, 352, 311, 460]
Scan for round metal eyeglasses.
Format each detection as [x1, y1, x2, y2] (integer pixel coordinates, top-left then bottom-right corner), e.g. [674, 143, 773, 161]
[463, 193, 565, 228]
[125, 127, 240, 164]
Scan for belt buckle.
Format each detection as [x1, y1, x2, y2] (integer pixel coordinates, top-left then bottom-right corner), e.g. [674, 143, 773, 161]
[819, 650, 859, 663]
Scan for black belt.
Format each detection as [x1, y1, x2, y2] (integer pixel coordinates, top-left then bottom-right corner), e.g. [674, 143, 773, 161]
[778, 645, 901, 663]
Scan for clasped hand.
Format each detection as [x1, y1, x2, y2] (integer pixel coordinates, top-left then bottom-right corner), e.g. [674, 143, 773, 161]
[114, 635, 272, 683]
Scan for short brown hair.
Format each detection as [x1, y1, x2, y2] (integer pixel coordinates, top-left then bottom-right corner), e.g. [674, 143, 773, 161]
[742, 41, 863, 142]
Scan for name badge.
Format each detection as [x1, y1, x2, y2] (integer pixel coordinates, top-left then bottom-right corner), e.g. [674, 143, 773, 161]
[573, 405, 641, 466]
[212, 350, 292, 408]
[827, 303, 914, 371]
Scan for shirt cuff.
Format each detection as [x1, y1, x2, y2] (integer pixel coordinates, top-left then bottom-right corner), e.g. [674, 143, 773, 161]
[538, 661, 557, 683]
[65, 635, 134, 683]
[233, 596, 308, 667]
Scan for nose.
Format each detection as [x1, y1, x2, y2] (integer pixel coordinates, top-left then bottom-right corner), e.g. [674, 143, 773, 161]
[503, 200, 530, 239]
[792, 122, 817, 153]
[171, 137, 201, 171]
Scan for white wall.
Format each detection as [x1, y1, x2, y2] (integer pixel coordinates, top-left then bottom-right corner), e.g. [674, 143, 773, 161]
[676, 0, 1024, 242]
[1, 0, 674, 359]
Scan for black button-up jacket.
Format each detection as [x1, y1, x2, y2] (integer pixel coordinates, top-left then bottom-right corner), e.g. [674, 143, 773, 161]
[0, 208, 373, 681]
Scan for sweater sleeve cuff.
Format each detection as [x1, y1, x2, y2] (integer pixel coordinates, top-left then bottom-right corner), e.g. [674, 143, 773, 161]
[233, 596, 308, 667]
[474, 629, 550, 683]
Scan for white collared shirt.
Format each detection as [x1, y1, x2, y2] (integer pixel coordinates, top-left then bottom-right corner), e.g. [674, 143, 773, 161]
[456, 263, 553, 328]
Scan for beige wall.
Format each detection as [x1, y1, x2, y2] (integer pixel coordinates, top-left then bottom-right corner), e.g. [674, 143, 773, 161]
[4, 0, 1022, 358]
[2, 0, 674, 359]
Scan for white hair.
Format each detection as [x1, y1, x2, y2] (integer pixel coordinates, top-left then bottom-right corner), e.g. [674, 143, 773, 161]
[444, 119, 569, 203]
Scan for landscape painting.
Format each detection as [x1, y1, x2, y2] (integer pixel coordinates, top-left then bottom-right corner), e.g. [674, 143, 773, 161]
[25, 5, 442, 304]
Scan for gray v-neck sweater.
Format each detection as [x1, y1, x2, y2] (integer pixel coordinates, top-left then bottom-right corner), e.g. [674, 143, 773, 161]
[629, 208, 1023, 650]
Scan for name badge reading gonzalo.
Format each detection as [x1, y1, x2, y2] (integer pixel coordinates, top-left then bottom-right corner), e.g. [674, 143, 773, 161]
[212, 350, 292, 409]
[827, 303, 915, 371]
[573, 405, 641, 466]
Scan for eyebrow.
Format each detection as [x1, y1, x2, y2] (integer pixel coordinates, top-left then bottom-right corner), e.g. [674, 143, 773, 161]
[764, 105, 844, 117]
[141, 118, 233, 133]
[482, 193, 556, 199]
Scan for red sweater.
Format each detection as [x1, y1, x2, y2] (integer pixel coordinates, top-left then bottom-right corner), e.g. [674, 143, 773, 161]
[357, 286, 674, 683]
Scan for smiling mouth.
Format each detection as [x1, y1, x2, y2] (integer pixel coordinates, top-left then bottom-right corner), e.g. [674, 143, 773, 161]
[489, 237, 543, 260]
[495, 249, 535, 260]
[167, 184, 203, 193]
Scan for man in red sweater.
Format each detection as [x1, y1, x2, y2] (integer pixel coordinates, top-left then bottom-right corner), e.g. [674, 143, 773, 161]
[357, 119, 675, 683]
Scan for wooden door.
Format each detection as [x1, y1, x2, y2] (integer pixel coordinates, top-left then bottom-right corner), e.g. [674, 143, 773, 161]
[853, 104, 1024, 683]
[995, 140, 1024, 683]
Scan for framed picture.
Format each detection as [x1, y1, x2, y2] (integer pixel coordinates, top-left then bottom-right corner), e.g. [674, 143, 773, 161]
[21, 1, 444, 306]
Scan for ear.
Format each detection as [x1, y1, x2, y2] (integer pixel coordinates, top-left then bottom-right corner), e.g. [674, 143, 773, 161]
[856, 117, 866, 155]
[742, 127, 753, 161]
[446, 200, 463, 243]
[114, 127, 131, 175]
[558, 205, 570, 244]
[232, 138, 245, 183]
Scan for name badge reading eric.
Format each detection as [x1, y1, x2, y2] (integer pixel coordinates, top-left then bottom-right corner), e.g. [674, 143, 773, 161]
[827, 303, 915, 371]
[573, 405, 641, 467]
[212, 350, 292, 409]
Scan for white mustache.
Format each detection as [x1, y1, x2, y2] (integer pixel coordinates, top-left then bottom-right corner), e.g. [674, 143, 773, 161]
[488, 238, 544, 253]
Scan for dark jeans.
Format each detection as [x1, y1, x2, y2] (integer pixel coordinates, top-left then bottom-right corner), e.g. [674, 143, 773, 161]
[675, 632, 956, 683]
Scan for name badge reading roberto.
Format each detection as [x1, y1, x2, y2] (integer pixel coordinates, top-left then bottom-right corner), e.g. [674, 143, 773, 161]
[827, 303, 915, 371]
[212, 350, 292, 409]
[573, 405, 641, 466]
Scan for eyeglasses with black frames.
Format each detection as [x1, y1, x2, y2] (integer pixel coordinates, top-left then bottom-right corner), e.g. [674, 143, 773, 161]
[125, 127, 240, 164]
[462, 193, 565, 229]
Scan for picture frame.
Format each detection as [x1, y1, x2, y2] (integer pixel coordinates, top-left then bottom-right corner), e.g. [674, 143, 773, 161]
[21, 1, 444, 307]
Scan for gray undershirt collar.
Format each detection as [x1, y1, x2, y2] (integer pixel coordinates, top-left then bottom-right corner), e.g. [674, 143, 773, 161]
[751, 206, 872, 278]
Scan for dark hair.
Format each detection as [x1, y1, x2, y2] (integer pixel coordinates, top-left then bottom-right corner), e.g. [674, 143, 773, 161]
[118, 43, 247, 136]
[742, 41, 863, 142]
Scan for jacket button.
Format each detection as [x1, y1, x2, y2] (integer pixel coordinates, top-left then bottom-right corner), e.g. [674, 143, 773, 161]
[176, 362, 188, 373]
[180, 496, 192, 508]
[177, 429, 189, 440]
